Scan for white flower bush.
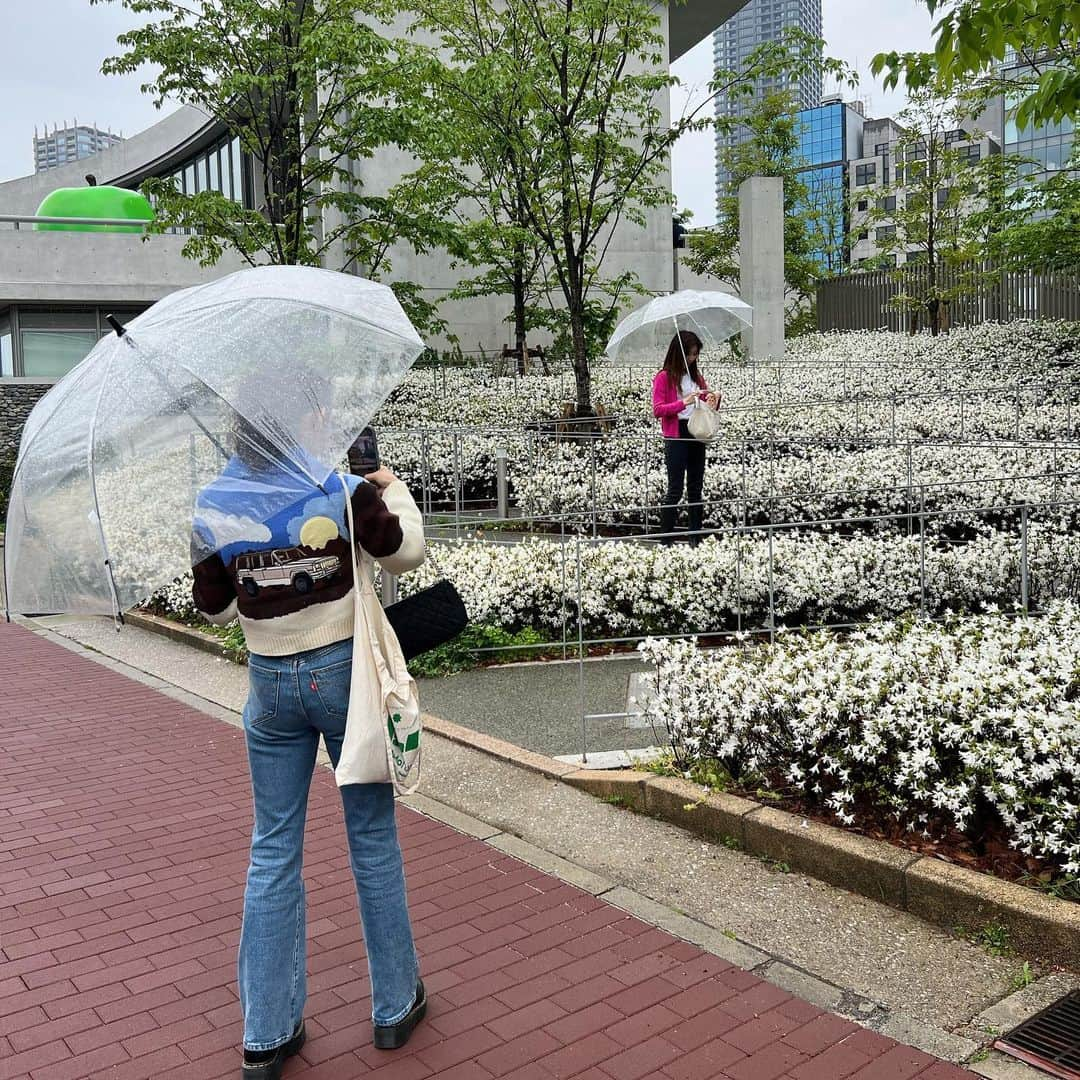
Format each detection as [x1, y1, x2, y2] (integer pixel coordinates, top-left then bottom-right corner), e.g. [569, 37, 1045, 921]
[638, 604, 1080, 875]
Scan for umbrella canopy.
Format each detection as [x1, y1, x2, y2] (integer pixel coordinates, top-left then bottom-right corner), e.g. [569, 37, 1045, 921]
[604, 290, 753, 364]
[5, 265, 424, 619]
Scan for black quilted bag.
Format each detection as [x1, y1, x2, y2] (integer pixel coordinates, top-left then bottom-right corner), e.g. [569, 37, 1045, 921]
[385, 579, 469, 661]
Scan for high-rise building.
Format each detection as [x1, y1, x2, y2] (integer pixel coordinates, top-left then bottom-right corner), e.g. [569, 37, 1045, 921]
[34, 123, 124, 173]
[795, 96, 865, 272]
[714, 0, 823, 210]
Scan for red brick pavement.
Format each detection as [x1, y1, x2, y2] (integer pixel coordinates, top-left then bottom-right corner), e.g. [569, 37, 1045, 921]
[0, 622, 971, 1080]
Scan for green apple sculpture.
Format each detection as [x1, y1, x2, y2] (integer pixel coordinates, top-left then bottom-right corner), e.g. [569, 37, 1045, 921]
[34, 186, 154, 233]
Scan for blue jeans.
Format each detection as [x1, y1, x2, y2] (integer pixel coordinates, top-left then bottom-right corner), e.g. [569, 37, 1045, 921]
[239, 637, 419, 1051]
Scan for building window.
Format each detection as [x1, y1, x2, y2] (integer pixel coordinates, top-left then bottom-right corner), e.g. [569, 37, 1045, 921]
[857, 230, 868, 241]
[878, 195, 897, 212]
[936, 188, 950, 208]
[855, 163, 876, 186]
[959, 144, 982, 165]
[856, 199, 868, 211]
[876, 225, 896, 242]
[0, 315, 12, 378]
[20, 331, 98, 378]
[874, 142, 890, 155]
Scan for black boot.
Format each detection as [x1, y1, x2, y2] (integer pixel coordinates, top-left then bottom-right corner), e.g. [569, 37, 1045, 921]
[374, 979, 427, 1050]
[242, 1021, 305, 1080]
[687, 504, 704, 547]
[659, 505, 677, 545]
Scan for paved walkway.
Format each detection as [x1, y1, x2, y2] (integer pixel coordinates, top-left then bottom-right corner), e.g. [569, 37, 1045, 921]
[1, 620, 970, 1080]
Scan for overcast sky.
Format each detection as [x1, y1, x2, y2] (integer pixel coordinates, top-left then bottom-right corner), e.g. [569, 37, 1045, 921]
[2, 0, 935, 224]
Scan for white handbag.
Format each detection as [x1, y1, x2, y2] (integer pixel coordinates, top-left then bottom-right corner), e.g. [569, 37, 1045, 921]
[334, 475, 422, 794]
[687, 399, 720, 442]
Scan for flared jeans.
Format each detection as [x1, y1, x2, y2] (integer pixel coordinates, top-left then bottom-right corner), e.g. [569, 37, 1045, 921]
[239, 637, 418, 1051]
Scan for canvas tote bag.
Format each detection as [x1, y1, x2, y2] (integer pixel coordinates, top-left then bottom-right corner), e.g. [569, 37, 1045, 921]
[334, 474, 422, 794]
[687, 399, 720, 442]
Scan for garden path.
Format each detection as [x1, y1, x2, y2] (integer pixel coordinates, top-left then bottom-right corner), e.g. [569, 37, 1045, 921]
[0, 618, 982, 1080]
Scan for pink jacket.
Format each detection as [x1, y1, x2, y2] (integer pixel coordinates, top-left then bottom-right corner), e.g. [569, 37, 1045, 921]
[652, 370, 709, 438]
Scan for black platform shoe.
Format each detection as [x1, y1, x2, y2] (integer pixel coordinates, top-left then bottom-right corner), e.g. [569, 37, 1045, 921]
[241, 1021, 305, 1079]
[373, 980, 427, 1050]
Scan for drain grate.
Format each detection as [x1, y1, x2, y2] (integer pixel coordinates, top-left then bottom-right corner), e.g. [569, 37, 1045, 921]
[995, 991, 1080, 1080]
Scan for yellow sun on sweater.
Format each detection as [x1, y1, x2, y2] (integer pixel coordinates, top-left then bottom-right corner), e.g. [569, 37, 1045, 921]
[299, 516, 339, 550]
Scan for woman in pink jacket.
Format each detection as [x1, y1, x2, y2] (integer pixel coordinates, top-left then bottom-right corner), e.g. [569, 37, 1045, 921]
[651, 331, 719, 545]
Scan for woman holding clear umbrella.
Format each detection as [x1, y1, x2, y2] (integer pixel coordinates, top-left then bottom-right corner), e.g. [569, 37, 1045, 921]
[652, 330, 720, 545]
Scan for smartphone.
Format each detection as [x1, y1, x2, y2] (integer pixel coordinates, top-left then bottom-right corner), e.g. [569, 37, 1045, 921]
[347, 426, 380, 475]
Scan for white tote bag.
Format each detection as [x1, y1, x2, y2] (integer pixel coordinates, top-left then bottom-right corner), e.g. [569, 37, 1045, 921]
[687, 399, 720, 442]
[334, 475, 423, 794]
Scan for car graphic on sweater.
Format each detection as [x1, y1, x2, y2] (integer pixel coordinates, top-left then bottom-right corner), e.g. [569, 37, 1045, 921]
[234, 547, 341, 596]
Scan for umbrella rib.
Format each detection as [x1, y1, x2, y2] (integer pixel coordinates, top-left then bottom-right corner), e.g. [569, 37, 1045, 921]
[165, 356, 332, 495]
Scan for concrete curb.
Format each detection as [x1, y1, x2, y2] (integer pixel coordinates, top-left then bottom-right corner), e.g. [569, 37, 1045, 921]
[421, 718, 1080, 967]
[129, 612, 1080, 967]
[125, 610, 241, 661]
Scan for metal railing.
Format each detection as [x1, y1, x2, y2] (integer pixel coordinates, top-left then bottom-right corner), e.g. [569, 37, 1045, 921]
[0, 213, 151, 231]
[411, 493, 1079, 764]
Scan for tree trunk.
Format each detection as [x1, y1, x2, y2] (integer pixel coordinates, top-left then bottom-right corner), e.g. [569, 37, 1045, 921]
[570, 310, 592, 418]
[928, 297, 941, 337]
[512, 254, 528, 375]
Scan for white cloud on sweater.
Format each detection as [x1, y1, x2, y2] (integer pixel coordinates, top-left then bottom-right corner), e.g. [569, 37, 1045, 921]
[198, 508, 272, 548]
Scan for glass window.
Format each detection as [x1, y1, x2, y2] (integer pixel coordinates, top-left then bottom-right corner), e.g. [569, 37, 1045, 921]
[184, 164, 196, 194]
[21, 331, 98, 378]
[0, 315, 12, 378]
[936, 188, 950, 208]
[200, 155, 211, 192]
[209, 149, 220, 193]
[855, 163, 876, 186]
[876, 225, 896, 241]
[878, 195, 897, 212]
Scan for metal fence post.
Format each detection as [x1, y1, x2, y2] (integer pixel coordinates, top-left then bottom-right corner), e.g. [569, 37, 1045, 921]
[890, 393, 897, 444]
[643, 430, 651, 534]
[590, 438, 598, 538]
[495, 445, 508, 520]
[959, 394, 965, 439]
[906, 441, 914, 538]
[576, 535, 587, 764]
[918, 487, 927, 619]
[1020, 501, 1030, 613]
[380, 570, 399, 607]
[560, 518, 568, 660]
[1014, 389, 1021, 440]
[453, 431, 462, 538]
[735, 526, 743, 634]
[767, 519, 776, 644]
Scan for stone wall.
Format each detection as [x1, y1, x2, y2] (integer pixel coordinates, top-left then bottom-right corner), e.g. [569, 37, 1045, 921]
[0, 383, 50, 460]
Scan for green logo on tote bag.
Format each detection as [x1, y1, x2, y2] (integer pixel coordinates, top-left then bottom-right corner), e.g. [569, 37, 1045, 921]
[387, 712, 420, 755]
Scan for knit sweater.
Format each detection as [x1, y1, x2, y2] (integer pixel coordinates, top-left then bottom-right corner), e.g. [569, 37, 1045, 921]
[191, 458, 424, 658]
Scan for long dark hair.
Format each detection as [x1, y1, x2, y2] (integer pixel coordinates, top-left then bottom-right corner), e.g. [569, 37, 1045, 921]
[661, 330, 705, 389]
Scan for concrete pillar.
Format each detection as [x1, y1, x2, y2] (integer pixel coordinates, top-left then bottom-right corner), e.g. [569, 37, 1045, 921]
[739, 177, 784, 360]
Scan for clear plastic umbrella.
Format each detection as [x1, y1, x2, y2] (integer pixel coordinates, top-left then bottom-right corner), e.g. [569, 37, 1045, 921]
[5, 265, 424, 621]
[604, 290, 753, 365]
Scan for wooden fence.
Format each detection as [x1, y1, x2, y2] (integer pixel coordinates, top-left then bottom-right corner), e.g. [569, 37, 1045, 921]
[817, 261, 1080, 331]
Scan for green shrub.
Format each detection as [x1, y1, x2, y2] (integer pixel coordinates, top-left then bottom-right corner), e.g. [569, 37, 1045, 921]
[408, 624, 546, 678]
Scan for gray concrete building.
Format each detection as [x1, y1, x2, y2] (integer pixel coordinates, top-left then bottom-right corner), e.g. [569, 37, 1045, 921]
[714, 0, 823, 209]
[34, 123, 124, 174]
[848, 120, 999, 268]
[0, 0, 749, 407]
